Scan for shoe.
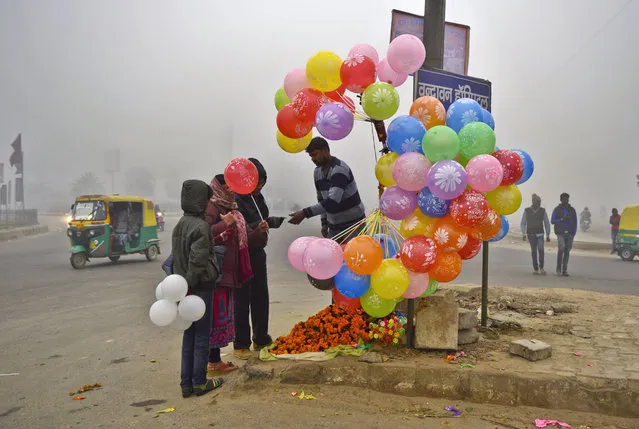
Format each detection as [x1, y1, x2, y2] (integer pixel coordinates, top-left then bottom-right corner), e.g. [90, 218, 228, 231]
[562, 272, 570, 277]
[207, 361, 238, 377]
[611, 250, 616, 254]
[253, 342, 273, 352]
[533, 269, 540, 275]
[556, 269, 561, 276]
[233, 349, 254, 360]
[540, 269, 546, 275]
[181, 386, 193, 398]
[193, 378, 224, 396]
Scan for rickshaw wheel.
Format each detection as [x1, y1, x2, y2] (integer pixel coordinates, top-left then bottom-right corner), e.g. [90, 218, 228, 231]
[70, 253, 88, 269]
[620, 247, 635, 261]
[146, 245, 159, 261]
[109, 256, 121, 263]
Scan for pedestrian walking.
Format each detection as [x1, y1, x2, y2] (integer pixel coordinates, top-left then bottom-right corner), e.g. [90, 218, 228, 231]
[551, 193, 578, 276]
[520, 193, 551, 274]
[610, 208, 621, 254]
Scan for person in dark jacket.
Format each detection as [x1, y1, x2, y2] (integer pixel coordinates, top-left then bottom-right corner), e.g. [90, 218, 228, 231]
[234, 159, 285, 356]
[550, 192, 578, 276]
[520, 194, 551, 275]
[171, 180, 224, 398]
[610, 208, 621, 254]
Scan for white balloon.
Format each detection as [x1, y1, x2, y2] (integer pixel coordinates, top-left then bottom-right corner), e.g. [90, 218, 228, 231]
[169, 315, 193, 331]
[161, 274, 188, 302]
[155, 283, 165, 300]
[149, 299, 178, 327]
[178, 295, 206, 322]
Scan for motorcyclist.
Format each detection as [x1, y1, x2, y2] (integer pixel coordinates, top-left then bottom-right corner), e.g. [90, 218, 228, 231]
[580, 207, 591, 223]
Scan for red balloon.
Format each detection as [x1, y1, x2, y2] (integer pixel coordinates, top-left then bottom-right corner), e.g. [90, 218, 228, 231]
[458, 236, 482, 260]
[493, 150, 524, 186]
[325, 84, 346, 99]
[450, 189, 490, 228]
[340, 55, 377, 94]
[325, 91, 356, 113]
[276, 104, 313, 139]
[291, 88, 328, 122]
[332, 287, 361, 311]
[400, 235, 439, 273]
[224, 158, 259, 195]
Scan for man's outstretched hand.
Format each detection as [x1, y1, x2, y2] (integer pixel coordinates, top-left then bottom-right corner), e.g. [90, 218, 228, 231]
[288, 211, 305, 225]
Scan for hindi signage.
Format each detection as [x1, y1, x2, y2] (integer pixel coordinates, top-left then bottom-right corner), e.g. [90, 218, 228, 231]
[414, 68, 491, 112]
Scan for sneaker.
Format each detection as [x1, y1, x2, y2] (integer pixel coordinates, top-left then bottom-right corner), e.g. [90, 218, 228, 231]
[233, 349, 254, 360]
[533, 269, 540, 275]
[253, 342, 273, 352]
[181, 386, 193, 398]
[193, 378, 224, 396]
[562, 272, 570, 277]
[556, 269, 562, 276]
[207, 361, 238, 377]
[540, 268, 546, 275]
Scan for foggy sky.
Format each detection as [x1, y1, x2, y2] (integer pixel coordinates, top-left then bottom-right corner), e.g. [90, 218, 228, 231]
[0, 0, 638, 213]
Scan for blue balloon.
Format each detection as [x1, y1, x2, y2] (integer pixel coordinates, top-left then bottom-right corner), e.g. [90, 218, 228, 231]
[481, 108, 495, 130]
[417, 187, 449, 218]
[512, 149, 534, 185]
[335, 263, 370, 299]
[489, 216, 509, 242]
[373, 233, 399, 259]
[387, 115, 426, 154]
[446, 98, 482, 133]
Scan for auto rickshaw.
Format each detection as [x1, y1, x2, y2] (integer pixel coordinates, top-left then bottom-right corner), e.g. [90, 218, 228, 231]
[616, 204, 639, 261]
[67, 194, 161, 269]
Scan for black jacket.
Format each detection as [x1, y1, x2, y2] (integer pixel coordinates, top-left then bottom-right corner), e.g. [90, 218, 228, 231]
[172, 180, 218, 290]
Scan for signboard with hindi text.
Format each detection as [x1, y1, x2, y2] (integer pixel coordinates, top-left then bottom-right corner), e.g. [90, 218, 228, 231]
[414, 68, 491, 112]
[390, 9, 470, 75]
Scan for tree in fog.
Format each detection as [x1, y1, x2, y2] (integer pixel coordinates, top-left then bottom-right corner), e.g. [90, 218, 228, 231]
[125, 167, 155, 197]
[70, 172, 105, 197]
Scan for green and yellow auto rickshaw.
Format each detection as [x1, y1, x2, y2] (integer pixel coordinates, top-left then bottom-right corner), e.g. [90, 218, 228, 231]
[616, 204, 639, 261]
[67, 195, 161, 269]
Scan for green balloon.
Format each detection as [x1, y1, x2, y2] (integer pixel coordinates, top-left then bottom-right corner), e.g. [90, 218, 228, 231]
[420, 278, 439, 298]
[458, 122, 496, 159]
[361, 83, 400, 121]
[274, 87, 291, 111]
[361, 288, 396, 318]
[422, 125, 460, 162]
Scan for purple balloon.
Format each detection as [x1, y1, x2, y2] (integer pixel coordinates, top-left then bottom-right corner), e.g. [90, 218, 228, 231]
[380, 186, 418, 220]
[426, 160, 467, 200]
[315, 102, 354, 141]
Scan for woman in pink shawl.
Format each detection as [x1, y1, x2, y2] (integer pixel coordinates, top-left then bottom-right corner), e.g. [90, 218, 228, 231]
[205, 174, 268, 374]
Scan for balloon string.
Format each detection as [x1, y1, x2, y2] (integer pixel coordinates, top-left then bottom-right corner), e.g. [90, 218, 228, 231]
[334, 91, 369, 119]
[250, 195, 264, 221]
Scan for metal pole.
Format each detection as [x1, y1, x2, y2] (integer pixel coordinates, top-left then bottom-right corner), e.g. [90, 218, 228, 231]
[481, 241, 489, 327]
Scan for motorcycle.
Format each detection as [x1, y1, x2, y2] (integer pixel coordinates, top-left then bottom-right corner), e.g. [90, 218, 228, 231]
[156, 211, 165, 232]
[580, 218, 591, 232]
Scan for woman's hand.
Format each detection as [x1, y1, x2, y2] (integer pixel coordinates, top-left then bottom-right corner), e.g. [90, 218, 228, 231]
[221, 212, 236, 227]
[257, 220, 269, 234]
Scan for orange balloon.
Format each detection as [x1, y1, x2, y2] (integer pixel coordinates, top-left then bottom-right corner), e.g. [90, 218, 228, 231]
[400, 209, 438, 238]
[471, 209, 502, 241]
[343, 235, 384, 275]
[429, 251, 462, 283]
[409, 96, 446, 130]
[431, 215, 469, 252]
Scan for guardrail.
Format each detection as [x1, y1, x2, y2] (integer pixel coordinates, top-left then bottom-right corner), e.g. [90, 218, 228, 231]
[0, 209, 39, 229]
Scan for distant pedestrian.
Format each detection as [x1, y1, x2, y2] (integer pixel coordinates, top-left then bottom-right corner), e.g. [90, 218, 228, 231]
[520, 194, 551, 275]
[610, 208, 621, 254]
[551, 193, 578, 276]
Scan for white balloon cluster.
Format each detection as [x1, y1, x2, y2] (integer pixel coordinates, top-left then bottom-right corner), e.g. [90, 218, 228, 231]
[149, 274, 206, 330]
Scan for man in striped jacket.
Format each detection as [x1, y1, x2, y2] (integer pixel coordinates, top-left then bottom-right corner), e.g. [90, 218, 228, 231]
[289, 137, 366, 241]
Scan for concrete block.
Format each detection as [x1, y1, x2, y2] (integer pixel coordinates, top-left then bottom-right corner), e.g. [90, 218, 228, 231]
[439, 284, 481, 299]
[415, 289, 458, 350]
[509, 339, 552, 362]
[359, 351, 383, 364]
[458, 308, 478, 330]
[458, 328, 479, 345]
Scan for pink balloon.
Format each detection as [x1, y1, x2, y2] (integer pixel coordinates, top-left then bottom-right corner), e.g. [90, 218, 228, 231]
[403, 271, 430, 299]
[387, 34, 426, 74]
[377, 58, 408, 87]
[466, 154, 504, 193]
[348, 43, 379, 65]
[380, 186, 418, 220]
[303, 238, 344, 280]
[392, 152, 432, 192]
[284, 68, 311, 99]
[288, 236, 318, 272]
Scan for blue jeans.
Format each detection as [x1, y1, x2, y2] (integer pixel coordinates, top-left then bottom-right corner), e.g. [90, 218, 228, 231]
[527, 233, 545, 270]
[180, 287, 213, 388]
[556, 234, 574, 273]
[611, 230, 619, 252]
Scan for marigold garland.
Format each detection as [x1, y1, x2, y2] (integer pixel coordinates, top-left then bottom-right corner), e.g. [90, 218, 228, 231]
[271, 305, 370, 354]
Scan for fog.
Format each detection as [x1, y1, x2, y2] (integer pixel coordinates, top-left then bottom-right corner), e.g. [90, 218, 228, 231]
[1, 0, 638, 217]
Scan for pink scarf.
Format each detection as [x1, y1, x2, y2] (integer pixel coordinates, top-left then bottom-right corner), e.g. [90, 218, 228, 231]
[210, 177, 253, 284]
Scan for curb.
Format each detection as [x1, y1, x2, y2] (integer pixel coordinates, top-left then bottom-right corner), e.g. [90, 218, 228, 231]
[0, 225, 50, 243]
[258, 358, 638, 418]
[505, 233, 611, 252]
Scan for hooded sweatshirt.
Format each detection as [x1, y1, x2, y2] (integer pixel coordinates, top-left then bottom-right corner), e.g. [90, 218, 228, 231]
[171, 180, 218, 290]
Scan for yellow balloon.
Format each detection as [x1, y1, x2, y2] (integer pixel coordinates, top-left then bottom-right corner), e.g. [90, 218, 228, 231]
[306, 51, 342, 92]
[400, 209, 438, 238]
[371, 259, 410, 300]
[486, 185, 522, 215]
[276, 130, 312, 154]
[375, 152, 399, 187]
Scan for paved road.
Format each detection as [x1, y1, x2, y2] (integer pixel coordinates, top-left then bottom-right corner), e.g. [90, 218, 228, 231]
[0, 215, 636, 427]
